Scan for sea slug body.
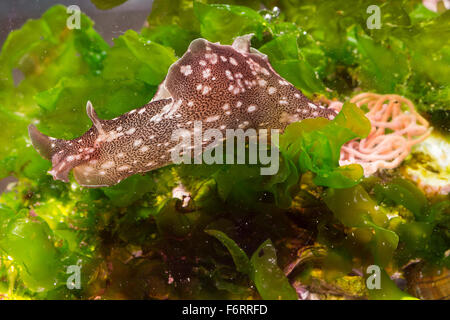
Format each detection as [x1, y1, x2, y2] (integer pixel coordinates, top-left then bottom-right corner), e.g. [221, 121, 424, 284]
[28, 34, 337, 187]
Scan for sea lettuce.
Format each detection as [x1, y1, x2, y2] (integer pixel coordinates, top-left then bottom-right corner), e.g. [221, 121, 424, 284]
[259, 34, 326, 96]
[324, 185, 399, 267]
[194, 2, 269, 44]
[35, 30, 176, 137]
[0, 5, 109, 179]
[370, 178, 450, 267]
[91, 0, 129, 10]
[280, 102, 371, 188]
[0, 207, 60, 292]
[102, 30, 176, 85]
[250, 239, 297, 300]
[205, 229, 251, 275]
[274, 0, 450, 121]
[206, 230, 297, 300]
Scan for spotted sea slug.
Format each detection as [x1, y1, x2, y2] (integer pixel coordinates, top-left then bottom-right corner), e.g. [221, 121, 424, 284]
[28, 34, 337, 187]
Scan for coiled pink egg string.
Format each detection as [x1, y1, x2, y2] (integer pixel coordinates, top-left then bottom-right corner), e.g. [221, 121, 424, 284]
[326, 93, 432, 175]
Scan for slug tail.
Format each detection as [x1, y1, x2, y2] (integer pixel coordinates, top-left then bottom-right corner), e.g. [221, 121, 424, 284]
[28, 123, 98, 183]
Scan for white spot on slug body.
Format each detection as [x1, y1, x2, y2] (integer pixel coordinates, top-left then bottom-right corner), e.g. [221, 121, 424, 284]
[238, 121, 249, 129]
[202, 85, 211, 95]
[206, 115, 220, 122]
[126, 128, 136, 135]
[101, 161, 115, 169]
[140, 146, 149, 153]
[205, 53, 218, 64]
[261, 68, 270, 76]
[133, 139, 143, 147]
[225, 70, 233, 80]
[202, 68, 211, 79]
[268, 87, 276, 95]
[180, 65, 193, 76]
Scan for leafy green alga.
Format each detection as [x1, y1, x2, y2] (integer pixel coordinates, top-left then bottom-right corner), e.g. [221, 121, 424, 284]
[280, 102, 371, 188]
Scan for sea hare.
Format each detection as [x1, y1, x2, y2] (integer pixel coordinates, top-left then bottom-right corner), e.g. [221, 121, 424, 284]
[28, 35, 337, 187]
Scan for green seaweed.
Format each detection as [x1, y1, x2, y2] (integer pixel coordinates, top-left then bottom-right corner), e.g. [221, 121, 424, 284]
[0, 1, 449, 300]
